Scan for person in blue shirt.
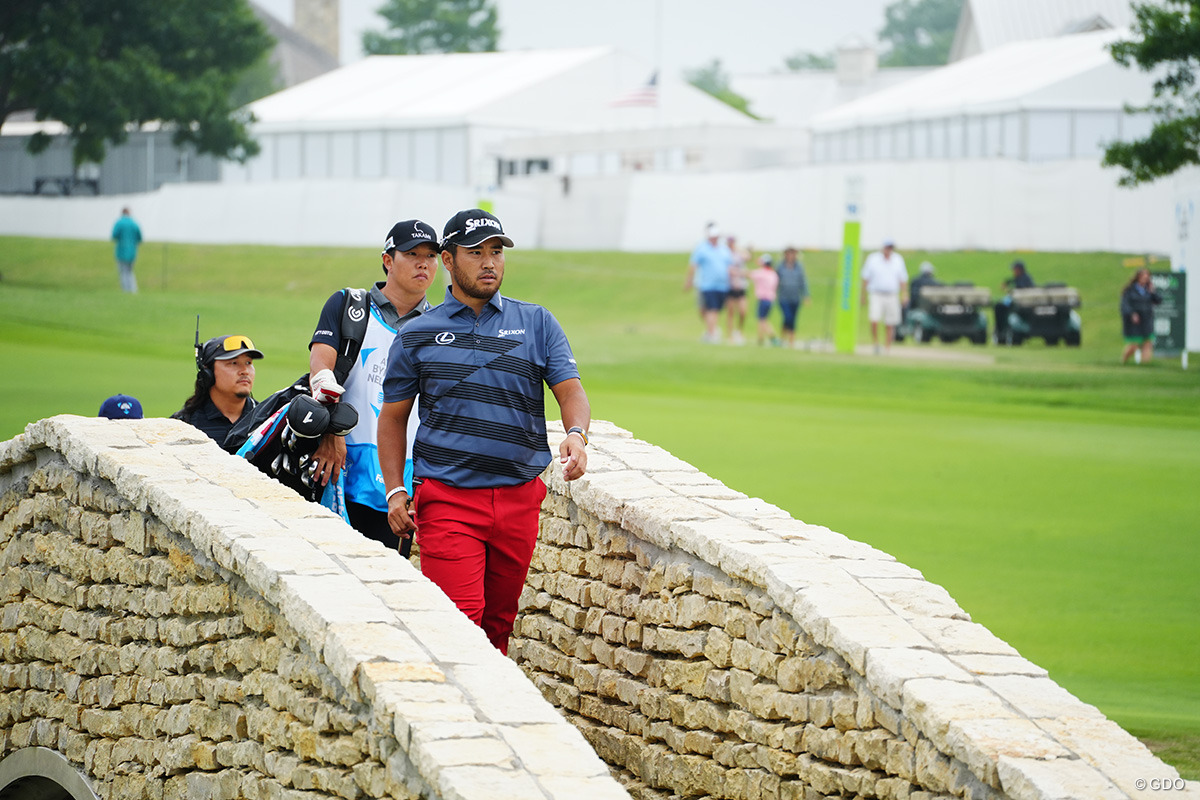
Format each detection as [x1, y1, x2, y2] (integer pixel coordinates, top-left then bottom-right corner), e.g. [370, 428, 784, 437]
[684, 223, 733, 343]
[377, 208, 591, 654]
[111, 207, 142, 293]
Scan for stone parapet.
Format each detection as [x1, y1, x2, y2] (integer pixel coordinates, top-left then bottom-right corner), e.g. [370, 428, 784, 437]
[0, 416, 627, 800]
[510, 420, 1191, 800]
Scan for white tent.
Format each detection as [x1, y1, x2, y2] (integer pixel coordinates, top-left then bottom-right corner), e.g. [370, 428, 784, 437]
[809, 29, 1155, 164]
[227, 47, 755, 190]
[949, 0, 1134, 61]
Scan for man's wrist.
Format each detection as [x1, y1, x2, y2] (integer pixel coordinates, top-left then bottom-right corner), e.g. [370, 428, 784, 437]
[385, 486, 408, 502]
[566, 426, 588, 446]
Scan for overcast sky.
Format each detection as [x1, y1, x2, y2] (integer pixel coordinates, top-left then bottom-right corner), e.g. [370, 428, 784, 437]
[255, 0, 894, 77]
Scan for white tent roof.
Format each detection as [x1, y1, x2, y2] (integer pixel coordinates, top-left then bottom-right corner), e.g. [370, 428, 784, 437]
[731, 67, 932, 127]
[810, 29, 1152, 131]
[248, 47, 756, 133]
[950, 0, 1134, 61]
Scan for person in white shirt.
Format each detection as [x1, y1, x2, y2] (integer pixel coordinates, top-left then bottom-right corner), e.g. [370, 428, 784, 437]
[860, 239, 909, 354]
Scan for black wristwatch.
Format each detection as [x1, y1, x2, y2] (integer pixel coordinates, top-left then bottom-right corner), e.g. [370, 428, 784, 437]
[566, 426, 589, 446]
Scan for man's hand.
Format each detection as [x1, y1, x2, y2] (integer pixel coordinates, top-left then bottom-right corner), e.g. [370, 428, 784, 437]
[311, 434, 345, 485]
[559, 435, 588, 481]
[387, 491, 417, 539]
[310, 369, 345, 404]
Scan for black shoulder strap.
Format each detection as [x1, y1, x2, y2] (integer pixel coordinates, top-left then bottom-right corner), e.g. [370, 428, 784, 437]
[334, 287, 370, 385]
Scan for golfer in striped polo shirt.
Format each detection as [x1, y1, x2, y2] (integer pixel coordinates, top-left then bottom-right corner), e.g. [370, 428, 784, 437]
[378, 208, 591, 654]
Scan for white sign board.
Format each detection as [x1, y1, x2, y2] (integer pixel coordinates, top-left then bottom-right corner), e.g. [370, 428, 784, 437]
[1171, 184, 1200, 352]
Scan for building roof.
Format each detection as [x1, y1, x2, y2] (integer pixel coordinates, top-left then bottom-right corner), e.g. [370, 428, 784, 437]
[950, 0, 1134, 61]
[249, 2, 339, 88]
[247, 47, 757, 133]
[810, 29, 1151, 130]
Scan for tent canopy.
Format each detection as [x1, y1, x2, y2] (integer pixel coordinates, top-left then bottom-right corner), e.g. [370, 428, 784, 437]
[248, 47, 756, 133]
[950, 0, 1134, 61]
[810, 29, 1152, 131]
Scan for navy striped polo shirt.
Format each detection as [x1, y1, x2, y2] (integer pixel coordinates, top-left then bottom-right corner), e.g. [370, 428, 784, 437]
[383, 288, 581, 488]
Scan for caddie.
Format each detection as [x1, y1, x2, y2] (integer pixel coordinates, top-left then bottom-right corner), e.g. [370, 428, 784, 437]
[307, 219, 439, 549]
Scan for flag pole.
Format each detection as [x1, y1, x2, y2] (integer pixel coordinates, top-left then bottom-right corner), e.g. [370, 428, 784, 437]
[655, 0, 663, 125]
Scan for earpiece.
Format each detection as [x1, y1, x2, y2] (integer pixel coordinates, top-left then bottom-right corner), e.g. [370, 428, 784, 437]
[194, 316, 214, 389]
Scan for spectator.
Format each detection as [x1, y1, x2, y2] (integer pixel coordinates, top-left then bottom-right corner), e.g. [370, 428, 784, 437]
[111, 207, 142, 294]
[995, 260, 1035, 341]
[1120, 268, 1163, 365]
[909, 261, 941, 310]
[172, 335, 262, 445]
[378, 208, 590, 654]
[684, 223, 733, 343]
[306, 219, 439, 550]
[98, 394, 143, 420]
[750, 253, 780, 346]
[725, 236, 750, 345]
[776, 247, 810, 349]
[861, 239, 909, 354]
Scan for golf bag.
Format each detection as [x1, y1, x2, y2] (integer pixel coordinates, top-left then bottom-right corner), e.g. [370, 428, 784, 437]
[222, 288, 371, 516]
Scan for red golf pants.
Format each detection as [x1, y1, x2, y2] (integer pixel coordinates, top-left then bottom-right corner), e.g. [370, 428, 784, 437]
[414, 476, 546, 654]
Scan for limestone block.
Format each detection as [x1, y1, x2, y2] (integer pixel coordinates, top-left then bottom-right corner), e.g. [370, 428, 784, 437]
[777, 521, 897, 562]
[907, 618, 1020, 657]
[435, 764, 549, 800]
[670, 518, 774, 571]
[498, 722, 612, 779]
[412, 733, 517, 772]
[902, 679, 1015, 751]
[865, 648, 974, 708]
[787, 588, 898, 663]
[979, 675, 1106, 722]
[570, 470, 674, 525]
[537, 774, 634, 800]
[944, 716, 1073, 789]
[859, 577, 971, 621]
[949, 654, 1048, 678]
[370, 576, 465, 614]
[453, 661, 568, 726]
[996, 755, 1127, 800]
[620, 495, 724, 551]
[321, 621, 427, 696]
[1035, 715, 1182, 799]
[886, 738, 917, 782]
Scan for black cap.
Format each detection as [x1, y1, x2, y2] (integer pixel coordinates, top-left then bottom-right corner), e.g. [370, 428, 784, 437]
[382, 219, 438, 256]
[441, 209, 515, 250]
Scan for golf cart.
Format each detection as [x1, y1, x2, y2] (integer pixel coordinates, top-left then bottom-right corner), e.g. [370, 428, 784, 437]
[1002, 284, 1081, 346]
[896, 284, 991, 345]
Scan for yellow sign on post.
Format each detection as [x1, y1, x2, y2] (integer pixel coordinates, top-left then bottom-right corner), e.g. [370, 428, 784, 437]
[835, 178, 863, 354]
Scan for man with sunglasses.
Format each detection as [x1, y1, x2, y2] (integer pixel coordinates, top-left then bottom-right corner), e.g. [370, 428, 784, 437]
[172, 335, 263, 444]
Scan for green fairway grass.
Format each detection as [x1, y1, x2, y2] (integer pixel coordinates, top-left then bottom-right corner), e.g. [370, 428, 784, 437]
[2, 235, 1197, 776]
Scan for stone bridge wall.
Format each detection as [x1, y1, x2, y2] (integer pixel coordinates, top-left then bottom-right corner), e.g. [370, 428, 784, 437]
[0, 416, 1188, 800]
[0, 417, 627, 800]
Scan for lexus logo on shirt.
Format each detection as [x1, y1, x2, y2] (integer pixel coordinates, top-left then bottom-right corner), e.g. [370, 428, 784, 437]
[435, 332, 456, 345]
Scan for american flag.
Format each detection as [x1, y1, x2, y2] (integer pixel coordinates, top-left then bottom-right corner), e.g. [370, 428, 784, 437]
[609, 72, 659, 108]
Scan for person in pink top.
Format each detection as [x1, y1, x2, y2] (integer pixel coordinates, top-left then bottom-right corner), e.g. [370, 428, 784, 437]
[750, 253, 781, 346]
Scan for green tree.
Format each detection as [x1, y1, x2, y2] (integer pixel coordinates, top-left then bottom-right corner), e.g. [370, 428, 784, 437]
[1103, 0, 1200, 186]
[878, 0, 963, 67]
[363, 0, 499, 55]
[783, 51, 836, 71]
[684, 59, 757, 118]
[0, 0, 274, 166]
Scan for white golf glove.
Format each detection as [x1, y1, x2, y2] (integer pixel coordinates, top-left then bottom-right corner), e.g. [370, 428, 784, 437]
[310, 369, 345, 404]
